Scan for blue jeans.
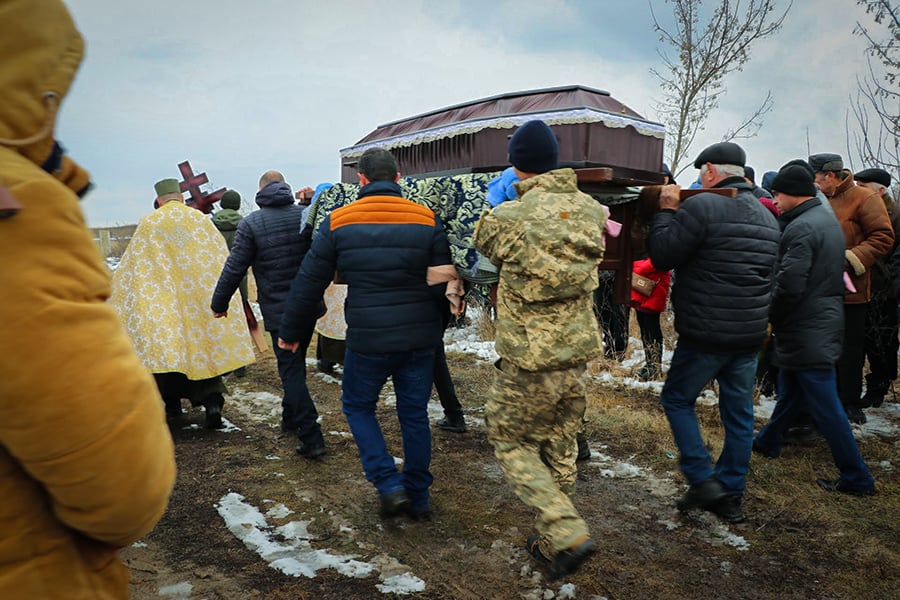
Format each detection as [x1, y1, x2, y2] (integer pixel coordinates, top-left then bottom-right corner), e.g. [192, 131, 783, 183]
[341, 347, 435, 511]
[269, 330, 323, 447]
[661, 343, 757, 496]
[755, 369, 874, 491]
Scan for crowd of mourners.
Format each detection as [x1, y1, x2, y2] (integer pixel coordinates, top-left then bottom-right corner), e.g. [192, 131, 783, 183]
[3, 2, 896, 596]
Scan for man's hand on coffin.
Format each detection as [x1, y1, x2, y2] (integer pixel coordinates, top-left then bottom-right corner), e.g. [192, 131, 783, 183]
[659, 184, 681, 211]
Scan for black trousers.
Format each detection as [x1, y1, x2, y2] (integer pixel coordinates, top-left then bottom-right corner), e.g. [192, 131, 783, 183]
[863, 291, 899, 390]
[836, 303, 869, 410]
[270, 327, 323, 446]
[434, 342, 462, 418]
[634, 309, 663, 349]
[594, 271, 630, 358]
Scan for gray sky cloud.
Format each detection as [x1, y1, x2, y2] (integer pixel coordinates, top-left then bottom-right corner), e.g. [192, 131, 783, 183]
[59, 0, 877, 226]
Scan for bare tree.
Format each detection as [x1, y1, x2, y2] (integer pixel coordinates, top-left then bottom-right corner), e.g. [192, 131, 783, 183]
[848, 1, 899, 178]
[650, 0, 791, 177]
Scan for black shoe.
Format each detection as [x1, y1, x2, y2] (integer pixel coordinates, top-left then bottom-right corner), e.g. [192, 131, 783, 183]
[816, 478, 876, 496]
[232, 366, 247, 378]
[676, 478, 727, 512]
[204, 404, 223, 429]
[636, 364, 661, 382]
[709, 495, 746, 523]
[527, 534, 596, 580]
[782, 425, 823, 446]
[526, 534, 551, 565]
[163, 398, 183, 421]
[436, 416, 467, 433]
[203, 394, 224, 429]
[296, 442, 327, 459]
[380, 489, 410, 518]
[576, 434, 591, 461]
[316, 359, 335, 374]
[859, 386, 887, 408]
[752, 440, 777, 458]
[406, 506, 432, 522]
[846, 407, 867, 425]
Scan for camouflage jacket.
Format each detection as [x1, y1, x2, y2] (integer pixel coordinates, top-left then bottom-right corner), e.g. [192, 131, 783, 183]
[473, 168, 606, 371]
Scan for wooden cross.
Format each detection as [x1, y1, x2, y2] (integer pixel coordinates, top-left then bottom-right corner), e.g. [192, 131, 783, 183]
[177, 160, 226, 214]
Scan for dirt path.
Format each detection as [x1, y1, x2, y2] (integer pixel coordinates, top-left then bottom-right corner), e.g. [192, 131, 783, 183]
[121, 352, 899, 599]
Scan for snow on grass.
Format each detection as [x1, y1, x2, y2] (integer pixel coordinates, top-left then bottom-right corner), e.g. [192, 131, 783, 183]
[158, 582, 192, 598]
[216, 492, 426, 593]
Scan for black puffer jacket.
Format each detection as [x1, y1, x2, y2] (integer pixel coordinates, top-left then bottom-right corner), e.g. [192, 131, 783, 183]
[280, 181, 452, 354]
[649, 178, 780, 354]
[768, 198, 845, 369]
[211, 182, 307, 330]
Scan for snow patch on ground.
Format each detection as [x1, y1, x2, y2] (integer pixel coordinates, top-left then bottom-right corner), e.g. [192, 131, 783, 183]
[158, 581, 192, 598]
[216, 492, 425, 594]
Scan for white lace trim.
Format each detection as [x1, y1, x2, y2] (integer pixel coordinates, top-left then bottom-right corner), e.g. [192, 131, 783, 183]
[340, 108, 666, 158]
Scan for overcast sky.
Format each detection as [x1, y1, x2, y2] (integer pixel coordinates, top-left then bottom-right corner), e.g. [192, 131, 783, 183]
[59, 0, 879, 227]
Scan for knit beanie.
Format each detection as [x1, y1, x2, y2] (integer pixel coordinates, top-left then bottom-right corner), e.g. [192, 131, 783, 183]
[508, 120, 559, 174]
[743, 165, 756, 183]
[220, 189, 241, 209]
[771, 164, 816, 197]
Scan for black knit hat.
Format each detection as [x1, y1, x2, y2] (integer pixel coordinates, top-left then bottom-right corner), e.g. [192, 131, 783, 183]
[772, 164, 817, 197]
[854, 168, 891, 188]
[508, 120, 559, 174]
[744, 165, 756, 183]
[220, 189, 241, 209]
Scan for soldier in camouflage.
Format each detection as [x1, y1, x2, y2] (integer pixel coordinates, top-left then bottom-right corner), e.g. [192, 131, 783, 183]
[473, 120, 606, 580]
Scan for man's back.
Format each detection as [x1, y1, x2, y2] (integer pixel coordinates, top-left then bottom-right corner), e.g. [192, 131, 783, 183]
[474, 168, 607, 371]
[281, 184, 450, 355]
[771, 198, 845, 369]
[219, 182, 305, 328]
[649, 183, 779, 353]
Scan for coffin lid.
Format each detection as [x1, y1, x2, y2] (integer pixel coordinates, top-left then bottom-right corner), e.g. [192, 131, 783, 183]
[340, 84, 665, 159]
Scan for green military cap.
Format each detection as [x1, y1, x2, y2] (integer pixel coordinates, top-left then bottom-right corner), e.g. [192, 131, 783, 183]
[154, 178, 181, 197]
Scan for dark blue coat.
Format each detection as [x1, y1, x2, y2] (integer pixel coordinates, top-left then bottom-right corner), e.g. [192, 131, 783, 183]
[769, 198, 845, 369]
[648, 178, 780, 354]
[211, 182, 308, 331]
[279, 181, 451, 354]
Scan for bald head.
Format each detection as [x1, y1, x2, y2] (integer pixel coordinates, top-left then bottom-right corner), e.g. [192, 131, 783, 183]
[258, 170, 285, 189]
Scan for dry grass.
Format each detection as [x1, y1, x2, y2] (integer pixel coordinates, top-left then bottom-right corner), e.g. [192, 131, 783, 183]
[579, 315, 900, 600]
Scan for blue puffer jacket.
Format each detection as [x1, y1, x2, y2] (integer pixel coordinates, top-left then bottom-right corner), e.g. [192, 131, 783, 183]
[649, 178, 780, 354]
[279, 181, 452, 353]
[211, 182, 307, 330]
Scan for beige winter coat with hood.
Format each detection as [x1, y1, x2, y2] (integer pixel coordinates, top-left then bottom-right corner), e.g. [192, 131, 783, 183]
[0, 2, 176, 598]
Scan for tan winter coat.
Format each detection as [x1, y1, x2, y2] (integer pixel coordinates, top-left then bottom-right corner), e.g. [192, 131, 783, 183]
[0, 2, 176, 598]
[829, 173, 895, 304]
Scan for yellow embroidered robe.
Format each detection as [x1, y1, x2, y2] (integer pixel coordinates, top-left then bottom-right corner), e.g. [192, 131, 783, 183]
[110, 201, 255, 379]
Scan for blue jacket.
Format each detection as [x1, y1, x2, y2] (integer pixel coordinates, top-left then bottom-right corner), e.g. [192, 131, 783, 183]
[211, 181, 308, 330]
[649, 178, 780, 354]
[279, 181, 452, 353]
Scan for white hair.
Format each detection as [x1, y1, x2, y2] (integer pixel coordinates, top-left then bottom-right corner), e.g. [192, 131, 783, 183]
[700, 163, 745, 181]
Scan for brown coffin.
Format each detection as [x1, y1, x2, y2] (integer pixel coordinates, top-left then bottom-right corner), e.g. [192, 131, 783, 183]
[339, 85, 665, 184]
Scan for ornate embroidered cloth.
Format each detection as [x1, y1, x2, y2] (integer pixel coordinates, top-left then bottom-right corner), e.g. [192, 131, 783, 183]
[110, 202, 255, 379]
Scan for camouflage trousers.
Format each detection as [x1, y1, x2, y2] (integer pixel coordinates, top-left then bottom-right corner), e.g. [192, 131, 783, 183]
[485, 359, 589, 556]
